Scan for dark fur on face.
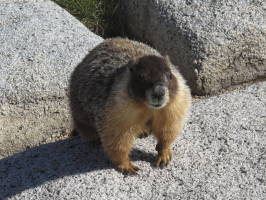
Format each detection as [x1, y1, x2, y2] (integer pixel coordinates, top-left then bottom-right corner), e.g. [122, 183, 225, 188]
[128, 55, 178, 108]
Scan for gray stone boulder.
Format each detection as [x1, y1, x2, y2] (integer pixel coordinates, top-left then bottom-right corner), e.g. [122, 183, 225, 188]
[0, 0, 103, 158]
[120, 0, 266, 95]
[1, 81, 265, 199]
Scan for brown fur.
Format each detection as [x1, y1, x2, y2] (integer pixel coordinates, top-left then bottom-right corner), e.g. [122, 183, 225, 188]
[97, 66, 191, 173]
[70, 38, 191, 174]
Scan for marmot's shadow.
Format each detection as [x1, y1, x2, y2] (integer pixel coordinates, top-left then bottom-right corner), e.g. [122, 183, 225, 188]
[0, 136, 155, 199]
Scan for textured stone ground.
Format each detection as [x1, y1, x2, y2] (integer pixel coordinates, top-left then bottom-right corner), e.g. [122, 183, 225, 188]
[1, 81, 265, 200]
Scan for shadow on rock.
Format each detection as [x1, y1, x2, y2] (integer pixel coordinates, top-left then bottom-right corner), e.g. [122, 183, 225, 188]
[0, 137, 155, 199]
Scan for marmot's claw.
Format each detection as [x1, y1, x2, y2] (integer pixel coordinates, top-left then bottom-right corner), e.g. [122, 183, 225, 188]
[117, 163, 140, 175]
[138, 132, 150, 139]
[155, 153, 172, 168]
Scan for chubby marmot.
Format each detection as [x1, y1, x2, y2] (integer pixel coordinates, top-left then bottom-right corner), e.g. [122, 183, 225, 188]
[69, 38, 191, 174]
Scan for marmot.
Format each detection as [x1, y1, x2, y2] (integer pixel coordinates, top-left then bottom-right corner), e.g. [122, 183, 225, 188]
[69, 38, 191, 174]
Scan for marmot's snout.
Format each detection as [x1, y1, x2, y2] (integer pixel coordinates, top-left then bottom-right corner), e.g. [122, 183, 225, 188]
[146, 84, 170, 109]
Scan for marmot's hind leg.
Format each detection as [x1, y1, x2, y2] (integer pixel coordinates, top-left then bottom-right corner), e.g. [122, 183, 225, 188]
[73, 118, 100, 142]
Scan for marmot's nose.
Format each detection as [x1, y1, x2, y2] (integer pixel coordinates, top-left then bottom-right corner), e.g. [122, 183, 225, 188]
[152, 85, 166, 100]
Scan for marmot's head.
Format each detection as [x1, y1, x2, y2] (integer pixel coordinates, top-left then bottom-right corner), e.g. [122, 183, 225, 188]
[128, 55, 177, 109]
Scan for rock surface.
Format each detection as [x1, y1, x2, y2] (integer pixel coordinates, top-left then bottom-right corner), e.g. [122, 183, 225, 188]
[0, 0, 103, 158]
[1, 81, 265, 199]
[121, 0, 266, 95]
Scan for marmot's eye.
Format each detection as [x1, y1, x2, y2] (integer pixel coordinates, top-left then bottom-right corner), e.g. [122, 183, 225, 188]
[138, 74, 144, 80]
[136, 73, 144, 80]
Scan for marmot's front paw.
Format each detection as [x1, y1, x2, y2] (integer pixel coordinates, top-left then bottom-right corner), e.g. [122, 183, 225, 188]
[155, 150, 172, 168]
[117, 162, 140, 175]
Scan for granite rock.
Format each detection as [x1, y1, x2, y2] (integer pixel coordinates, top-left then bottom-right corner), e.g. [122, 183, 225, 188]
[0, 0, 103, 158]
